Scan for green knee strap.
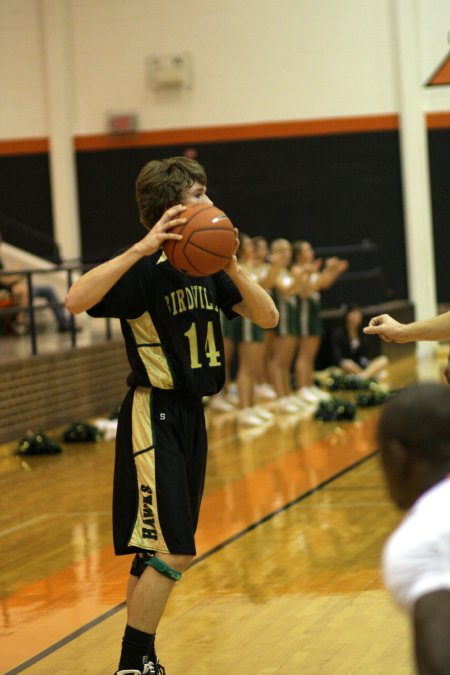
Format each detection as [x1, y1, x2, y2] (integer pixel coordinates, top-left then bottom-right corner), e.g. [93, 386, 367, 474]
[145, 556, 182, 581]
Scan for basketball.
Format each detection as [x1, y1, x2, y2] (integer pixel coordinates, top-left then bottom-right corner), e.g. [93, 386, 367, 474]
[163, 203, 236, 276]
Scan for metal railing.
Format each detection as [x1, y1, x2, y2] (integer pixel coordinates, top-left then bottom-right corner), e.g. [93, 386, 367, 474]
[0, 263, 113, 356]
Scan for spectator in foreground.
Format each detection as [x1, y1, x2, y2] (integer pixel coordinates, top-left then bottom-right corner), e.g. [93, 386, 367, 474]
[378, 383, 450, 675]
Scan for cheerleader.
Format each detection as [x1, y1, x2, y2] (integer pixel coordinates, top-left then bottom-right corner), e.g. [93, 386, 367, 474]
[292, 241, 348, 402]
[269, 239, 311, 414]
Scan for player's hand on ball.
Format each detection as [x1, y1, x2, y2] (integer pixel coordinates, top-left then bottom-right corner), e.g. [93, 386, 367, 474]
[363, 314, 406, 342]
[223, 228, 239, 277]
[136, 205, 186, 256]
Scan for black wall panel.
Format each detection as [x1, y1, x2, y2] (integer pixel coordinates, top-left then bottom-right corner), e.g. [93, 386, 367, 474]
[2, 128, 447, 303]
[0, 154, 56, 260]
[76, 131, 408, 302]
[428, 129, 450, 304]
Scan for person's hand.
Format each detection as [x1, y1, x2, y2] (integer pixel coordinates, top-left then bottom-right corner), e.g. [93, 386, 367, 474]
[223, 228, 240, 277]
[134, 204, 186, 256]
[291, 264, 305, 279]
[336, 259, 349, 273]
[444, 349, 450, 386]
[363, 314, 407, 342]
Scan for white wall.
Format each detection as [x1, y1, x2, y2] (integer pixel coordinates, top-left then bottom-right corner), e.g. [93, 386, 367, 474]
[0, 0, 48, 138]
[70, 0, 399, 134]
[0, 0, 402, 140]
[2, 0, 450, 142]
[418, 0, 450, 112]
[2, 0, 449, 142]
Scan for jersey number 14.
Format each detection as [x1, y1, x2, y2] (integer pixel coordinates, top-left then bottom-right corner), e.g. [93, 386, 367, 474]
[184, 321, 221, 369]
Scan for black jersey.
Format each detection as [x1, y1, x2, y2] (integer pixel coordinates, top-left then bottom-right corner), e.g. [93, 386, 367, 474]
[88, 252, 242, 397]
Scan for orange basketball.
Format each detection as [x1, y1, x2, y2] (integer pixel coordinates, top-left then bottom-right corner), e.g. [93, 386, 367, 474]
[163, 203, 236, 276]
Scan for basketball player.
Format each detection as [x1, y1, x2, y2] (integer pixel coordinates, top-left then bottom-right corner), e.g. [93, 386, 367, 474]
[65, 157, 278, 675]
[378, 384, 450, 674]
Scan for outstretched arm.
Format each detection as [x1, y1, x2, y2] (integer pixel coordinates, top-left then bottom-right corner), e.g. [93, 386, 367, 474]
[363, 311, 450, 343]
[309, 258, 348, 291]
[65, 205, 186, 314]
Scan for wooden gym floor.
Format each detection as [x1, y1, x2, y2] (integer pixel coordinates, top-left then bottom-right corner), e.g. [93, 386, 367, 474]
[0, 350, 445, 674]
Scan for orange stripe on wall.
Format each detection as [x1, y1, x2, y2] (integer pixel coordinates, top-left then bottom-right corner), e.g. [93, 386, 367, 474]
[0, 137, 49, 156]
[2, 112, 450, 157]
[74, 115, 400, 151]
[0, 115, 399, 157]
[426, 111, 450, 129]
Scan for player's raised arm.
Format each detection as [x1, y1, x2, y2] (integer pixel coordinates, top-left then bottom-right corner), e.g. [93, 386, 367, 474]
[65, 205, 186, 314]
[223, 229, 279, 329]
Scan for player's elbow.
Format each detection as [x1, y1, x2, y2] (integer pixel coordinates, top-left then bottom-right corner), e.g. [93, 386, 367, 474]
[259, 308, 279, 329]
[65, 290, 85, 315]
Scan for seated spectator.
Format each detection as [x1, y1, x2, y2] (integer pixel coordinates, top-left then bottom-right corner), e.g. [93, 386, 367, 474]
[0, 285, 18, 333]
[0, 232, 74, 334]
[331, 303, 389, 380]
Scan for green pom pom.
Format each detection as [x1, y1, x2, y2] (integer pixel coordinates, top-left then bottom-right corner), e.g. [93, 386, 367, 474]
[324, 373, 377, 392]
[62, 422, 104, 443]
[315, 397, 357, 422]
[356, 387, 392, 407]
[16, 431, 62, 456]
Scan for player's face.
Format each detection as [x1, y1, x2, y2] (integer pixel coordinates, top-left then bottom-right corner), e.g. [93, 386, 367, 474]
[182, 181, 213, 206]
[275, 243, 292, 267]
[298, 242, 314, 263]
[254, 240, 268, 263]
[346, 309, 362, 328]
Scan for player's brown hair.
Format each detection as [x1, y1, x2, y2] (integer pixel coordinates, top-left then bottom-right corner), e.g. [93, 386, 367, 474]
[136, 157, 207, 229]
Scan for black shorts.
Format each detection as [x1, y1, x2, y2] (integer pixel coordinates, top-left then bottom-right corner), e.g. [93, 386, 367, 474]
[113, 386, 207, 558]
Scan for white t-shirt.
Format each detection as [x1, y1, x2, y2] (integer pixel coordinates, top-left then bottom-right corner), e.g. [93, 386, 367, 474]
[383, 477, 450, 613]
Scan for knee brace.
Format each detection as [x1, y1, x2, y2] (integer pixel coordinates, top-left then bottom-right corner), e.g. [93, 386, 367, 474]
[145, 555, 182, 581]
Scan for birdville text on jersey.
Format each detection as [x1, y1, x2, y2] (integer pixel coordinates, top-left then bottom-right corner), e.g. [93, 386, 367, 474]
[164, 284, 219, 317]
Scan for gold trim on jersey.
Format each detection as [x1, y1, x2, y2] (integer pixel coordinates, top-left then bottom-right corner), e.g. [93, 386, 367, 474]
[128, 388, 169, 553]
[128, 312, 174, 389]
[157, 252, 167, 264]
